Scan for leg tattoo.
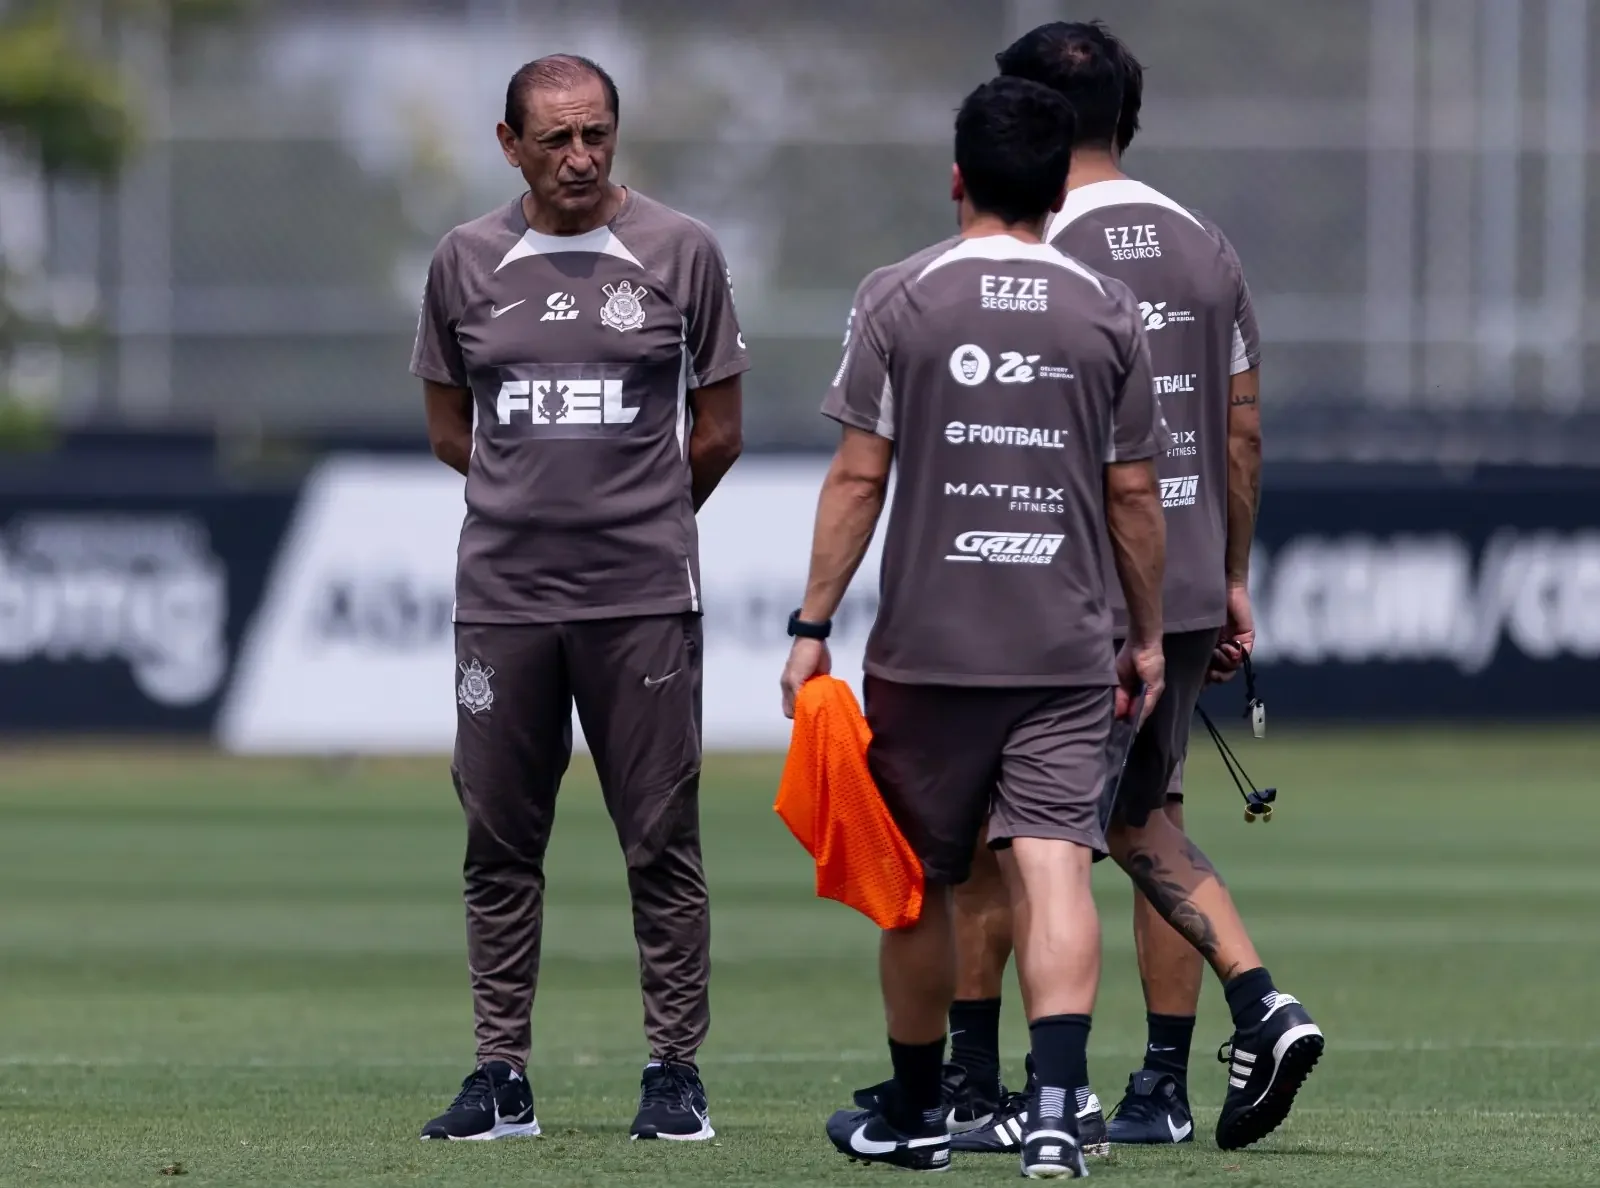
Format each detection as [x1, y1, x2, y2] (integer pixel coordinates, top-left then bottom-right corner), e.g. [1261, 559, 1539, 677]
[1121, 849, 1230, 974]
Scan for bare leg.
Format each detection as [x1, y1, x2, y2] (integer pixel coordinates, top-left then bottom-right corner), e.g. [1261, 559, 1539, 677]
[953, 827, 1013, 1000]
[997, 838, 1099, 1019]
[881, 885, 956, 1043]
[1107, 810, 1260, 983]
[1134, 800, 1206, 1013]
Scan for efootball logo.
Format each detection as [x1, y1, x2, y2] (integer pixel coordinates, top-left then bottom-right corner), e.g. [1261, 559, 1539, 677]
[945, 531, 1064, 565]
[1161, 475, 1200, 508]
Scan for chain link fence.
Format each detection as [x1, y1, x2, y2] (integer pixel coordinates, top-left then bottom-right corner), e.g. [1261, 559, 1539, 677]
[3, 0, 1596, 457]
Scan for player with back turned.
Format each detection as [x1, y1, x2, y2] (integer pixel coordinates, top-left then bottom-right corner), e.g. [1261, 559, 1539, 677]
[945, 22, 1324, 1157]
[780, 75, 1169, 1178]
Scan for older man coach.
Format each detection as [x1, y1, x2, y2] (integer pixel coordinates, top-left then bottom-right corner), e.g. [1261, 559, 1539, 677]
[409, 54, 747, 1143]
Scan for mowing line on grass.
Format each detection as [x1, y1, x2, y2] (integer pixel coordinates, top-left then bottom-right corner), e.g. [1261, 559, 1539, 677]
[4, 1037, 1597, 1070]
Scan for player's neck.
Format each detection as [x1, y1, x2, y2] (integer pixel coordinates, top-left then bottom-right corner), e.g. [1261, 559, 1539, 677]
[521, 184, 628, 236]
[1066, 148, 1126, 192]
[959, 209, 1048, 244]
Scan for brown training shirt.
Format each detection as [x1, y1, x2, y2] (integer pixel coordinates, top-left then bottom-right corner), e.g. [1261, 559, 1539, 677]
[411, 191, 750, 623]
[822, 234, 1159, 688]
[1048, 179, 1261, 633]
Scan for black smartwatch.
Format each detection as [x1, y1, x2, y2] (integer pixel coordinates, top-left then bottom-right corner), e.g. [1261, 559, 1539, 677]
[786, 609, 832, 640]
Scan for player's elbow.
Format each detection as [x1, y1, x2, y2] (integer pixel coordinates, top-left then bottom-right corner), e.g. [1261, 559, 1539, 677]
[428, 430, 460, 468]
[696, 420, 743, 470]
[1228, 422, 1262, 458]
[1105, 457, 1160, 510]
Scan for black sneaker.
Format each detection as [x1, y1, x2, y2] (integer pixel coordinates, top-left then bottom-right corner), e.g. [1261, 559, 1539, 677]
[419, 1060, 539, 1141]
[1019, 1102, 1088, 1179]
[852, 1062, 1001, 1134]
[630, 1060, 715, 1141]
[1105, 1071, 1194, 1144]
[953, 1058, 1108, 1159]
[826, 1105, 951, 1172]
[1215, 991, 1324, 1150]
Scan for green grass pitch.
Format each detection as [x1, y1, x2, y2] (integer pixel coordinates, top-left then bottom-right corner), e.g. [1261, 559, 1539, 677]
[0, 727, 1597, 1186]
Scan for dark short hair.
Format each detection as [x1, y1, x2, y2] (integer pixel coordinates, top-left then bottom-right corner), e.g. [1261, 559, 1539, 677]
[953, 77, 1076, 225]
[995, 20, 1144, 153]
[504, 54, 620, 137]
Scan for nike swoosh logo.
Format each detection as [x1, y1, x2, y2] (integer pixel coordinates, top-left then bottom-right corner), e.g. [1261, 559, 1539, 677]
[849, 1123, 899, 1156]
[490, 300, 526, 318]
[642, 669, 681, 688]
[1167, 1116, 1192, 1142]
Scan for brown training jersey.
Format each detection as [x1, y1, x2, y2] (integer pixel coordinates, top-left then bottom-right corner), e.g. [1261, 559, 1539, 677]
[411, 191, 749, 623]
[1048, 179, 1261, 633]
[822, 234, 1159, 688]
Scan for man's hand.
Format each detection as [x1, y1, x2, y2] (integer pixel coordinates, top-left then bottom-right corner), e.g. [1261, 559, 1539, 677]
[780, 639, 832, 719]
[1115, 638, 1164, 727]
[1208, 583, 1256, 683]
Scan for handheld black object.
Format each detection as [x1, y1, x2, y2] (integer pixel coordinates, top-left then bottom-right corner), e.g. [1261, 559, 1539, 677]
[1197, 647, 1277, 822]
[786, 610, 832, 640]
[1092, 684, 1147, 860]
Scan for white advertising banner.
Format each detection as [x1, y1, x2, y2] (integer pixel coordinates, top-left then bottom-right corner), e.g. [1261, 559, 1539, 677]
[219, 455, 880, 753]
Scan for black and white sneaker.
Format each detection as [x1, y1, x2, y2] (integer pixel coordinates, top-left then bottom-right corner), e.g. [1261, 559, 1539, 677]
[419, 1060, 539, 1140]
[630, 1060, 715, 1141]
[1019, 1105, 1088, 1179]
[1215, 991, 1324, 1150]
[1105, 1071, 1194, 1144]
[952, 1086, 1108, 1158]
[826, 1105, 951, 1172]
[853, 1062, 1000, 1134]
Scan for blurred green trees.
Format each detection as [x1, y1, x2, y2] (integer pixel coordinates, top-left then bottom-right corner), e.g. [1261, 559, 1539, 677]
[0, 0, 241, 441]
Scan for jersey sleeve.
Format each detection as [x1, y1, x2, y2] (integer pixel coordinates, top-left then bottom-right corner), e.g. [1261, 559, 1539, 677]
[1107, 284, 1160, 463]
[682, 225, 751, 389]
[410, 234, 468, 387]
[1224, 239, 1262, 376]
[820, 280, 895, 439]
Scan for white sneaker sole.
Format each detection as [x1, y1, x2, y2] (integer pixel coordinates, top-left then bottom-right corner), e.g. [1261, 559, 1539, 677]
[423, 1117, 541, 1141]
[631, 1119, 715, 1141]
[1021, 1162, 1086, 1179]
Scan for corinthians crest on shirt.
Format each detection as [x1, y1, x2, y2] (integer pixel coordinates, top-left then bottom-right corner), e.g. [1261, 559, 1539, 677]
[457, 659, 495, 714]
[600, 280, 648, 332]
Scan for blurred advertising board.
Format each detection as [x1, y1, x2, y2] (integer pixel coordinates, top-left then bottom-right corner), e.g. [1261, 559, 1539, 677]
[3, 454, 1593, 743]
[217, 457, 885, 753]
[217, 456, 1600, 754]
[0, 488, 297, 734]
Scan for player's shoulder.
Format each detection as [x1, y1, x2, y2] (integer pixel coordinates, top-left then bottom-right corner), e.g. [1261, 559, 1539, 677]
[1183, 206, 1245, 273]
[850, 237, 959, 313]
[910, 234, 1115, 299]
[1050, 179, 1227, 248]
[613, 189, 725, 258]
[435, 198, 524, 262]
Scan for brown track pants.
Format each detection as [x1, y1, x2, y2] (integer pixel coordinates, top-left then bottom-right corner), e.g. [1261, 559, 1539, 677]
[451, 614, 708, 1069]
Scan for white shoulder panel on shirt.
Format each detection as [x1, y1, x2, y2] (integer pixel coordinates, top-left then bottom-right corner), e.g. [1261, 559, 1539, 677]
[915, 234, 1105, 296]
[1047, 179, 1205, 242]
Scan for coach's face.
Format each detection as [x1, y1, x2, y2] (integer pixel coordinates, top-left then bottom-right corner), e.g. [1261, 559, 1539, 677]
[500, 77, 617, 224]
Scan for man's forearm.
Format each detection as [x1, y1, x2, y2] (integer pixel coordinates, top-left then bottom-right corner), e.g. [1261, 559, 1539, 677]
[1225, 435, 1261, 585]
[689, 425, 741, 511]
[423, 382, 473, 477]
[434, 432, 471, 477]
[1224, 373, 1262, 585]
[1106, 462, 1166, 646]
[799, 463, 886, 622]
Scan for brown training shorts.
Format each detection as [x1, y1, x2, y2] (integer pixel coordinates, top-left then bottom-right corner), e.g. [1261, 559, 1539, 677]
[1108, 627, 1220, 828]
[862, 677, 1114, 885]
